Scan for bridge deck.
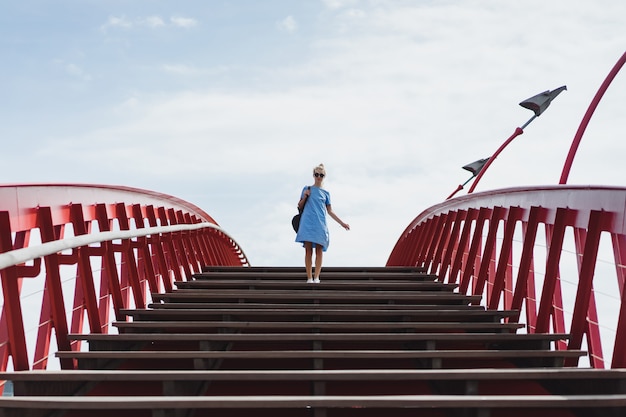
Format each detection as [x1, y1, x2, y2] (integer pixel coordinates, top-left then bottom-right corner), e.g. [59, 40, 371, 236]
[2, 266, 625, 417]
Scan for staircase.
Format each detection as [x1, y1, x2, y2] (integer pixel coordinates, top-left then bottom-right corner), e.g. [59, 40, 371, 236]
[2, 266, 626, 417]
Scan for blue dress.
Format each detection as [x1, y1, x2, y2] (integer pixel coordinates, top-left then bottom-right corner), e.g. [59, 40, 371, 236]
[295, 185, 331, 251]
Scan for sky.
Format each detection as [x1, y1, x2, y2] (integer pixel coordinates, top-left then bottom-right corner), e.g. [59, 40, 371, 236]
[1, 0, 625, 268]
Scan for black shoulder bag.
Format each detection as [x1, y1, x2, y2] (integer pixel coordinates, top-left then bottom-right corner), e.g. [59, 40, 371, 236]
[291, 187, 310, 233]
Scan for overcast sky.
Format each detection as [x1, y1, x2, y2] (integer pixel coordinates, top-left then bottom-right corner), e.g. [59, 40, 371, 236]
[1, 1, 625, 268]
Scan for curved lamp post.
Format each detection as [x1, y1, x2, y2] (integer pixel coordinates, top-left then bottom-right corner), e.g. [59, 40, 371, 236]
[466, 86, 567, 194]
[446, 158, 490, 199]
[560, 51, 626, 184]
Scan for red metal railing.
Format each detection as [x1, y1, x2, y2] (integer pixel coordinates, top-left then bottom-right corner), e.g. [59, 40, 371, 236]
[387, 185, 626, 368]
[0, 184, 248, 373]
[388, 51, 626, 370]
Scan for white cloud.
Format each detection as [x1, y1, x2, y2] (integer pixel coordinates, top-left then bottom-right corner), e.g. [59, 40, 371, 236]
[13, 1, 626, 268]
[101, 15, 197, 31]
[170, 16, 198, 28]
[154, 6, 623, 263]
[278, 15, 298, 33]
[322, 0, 359, 10]
[343, 9, 366, 19]
[101, 15, 132, 31]
[143, 16, 166, 28]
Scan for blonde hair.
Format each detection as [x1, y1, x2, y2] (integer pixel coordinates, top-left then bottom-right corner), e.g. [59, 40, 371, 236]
[313, 163, 326, 175]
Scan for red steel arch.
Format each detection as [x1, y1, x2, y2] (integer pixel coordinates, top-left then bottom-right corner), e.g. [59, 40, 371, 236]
[387, 185, 626, 368]
[0, 184, 248, 372]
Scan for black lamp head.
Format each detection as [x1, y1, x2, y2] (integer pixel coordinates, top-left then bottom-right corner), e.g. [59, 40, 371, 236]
[519, 85, 567, 117]
[462, 158, 490, 176]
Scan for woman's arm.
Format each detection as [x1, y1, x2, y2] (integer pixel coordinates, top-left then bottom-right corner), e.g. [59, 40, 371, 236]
[327, 205, 350, 230]
[298, 187, 311, 211]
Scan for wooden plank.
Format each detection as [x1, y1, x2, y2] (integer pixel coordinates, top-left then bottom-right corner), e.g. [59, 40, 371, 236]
[56, 348, 586, 371]
[175, 280, 457, 291]
[113, 320, 524, 332]
[195, 271, 436, 281]
[147, 302, 483, 311]
[175, 292, 455, 306]
[150, 291, 480, 304]
[6, 368, 625, 399]
[56, 349, 586, 360]
[201, 266, 428, 274]
[70, 332, 569, 343]
[1, 394, 625, 409]
[5, 367, 626, 383]
[119, 308, 516, 320]
[69, 332, 568, 353]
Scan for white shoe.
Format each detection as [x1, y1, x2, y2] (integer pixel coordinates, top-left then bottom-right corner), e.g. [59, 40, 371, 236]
[306, 278, 314, 283]
[313, 277, 320, 283]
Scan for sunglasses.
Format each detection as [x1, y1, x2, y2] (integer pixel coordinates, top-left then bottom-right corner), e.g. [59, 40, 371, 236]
[314, 173, 325, 178]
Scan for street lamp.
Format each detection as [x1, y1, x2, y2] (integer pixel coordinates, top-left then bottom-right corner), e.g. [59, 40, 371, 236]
[446, 158, 489, 199]
[466, 86, 567, 194]
[560, 51, 626, 184]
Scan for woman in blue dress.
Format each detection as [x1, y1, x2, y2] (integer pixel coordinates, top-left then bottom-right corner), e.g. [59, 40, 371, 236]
[295, 164, 350, 283]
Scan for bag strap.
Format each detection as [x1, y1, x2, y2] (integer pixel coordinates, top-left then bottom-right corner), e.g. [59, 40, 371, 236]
[298, 186, 311, 213]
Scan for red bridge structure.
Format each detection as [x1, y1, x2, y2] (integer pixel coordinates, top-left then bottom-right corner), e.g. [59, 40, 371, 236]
[0, 52, 625, 416]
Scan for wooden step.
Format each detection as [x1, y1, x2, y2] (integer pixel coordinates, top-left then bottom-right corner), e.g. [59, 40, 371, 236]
[119, 307, 516, 322]
[7, 368, 626, 397]
[150, 290, 480, 305]
[194, 270, 436, 281]
[56, 348, 586, 371]
[4, 264, 620, 417]
[70, 332, 569, 352]
[147, 302, 484, 311]
[2, 393, 624, 417]
[175, 279, 458, 291]
[113, 320, 524, 333]
[200, 266, 428, 275]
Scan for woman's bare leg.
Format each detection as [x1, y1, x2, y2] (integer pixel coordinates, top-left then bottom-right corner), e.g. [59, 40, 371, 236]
[314, 244, 323, 282]
[304, 242, 313, 282]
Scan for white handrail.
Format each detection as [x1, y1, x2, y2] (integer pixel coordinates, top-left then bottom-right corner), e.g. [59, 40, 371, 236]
[0, 222, 245, 271]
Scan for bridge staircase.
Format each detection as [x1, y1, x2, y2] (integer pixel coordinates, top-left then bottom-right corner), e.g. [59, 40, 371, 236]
[4, 266, 626, 417]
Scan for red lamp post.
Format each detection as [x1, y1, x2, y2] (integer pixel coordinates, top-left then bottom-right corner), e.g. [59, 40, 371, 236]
[559, 51, 626, 184]
[466, 86, 567, 194]
[446, 158, 489, 199]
